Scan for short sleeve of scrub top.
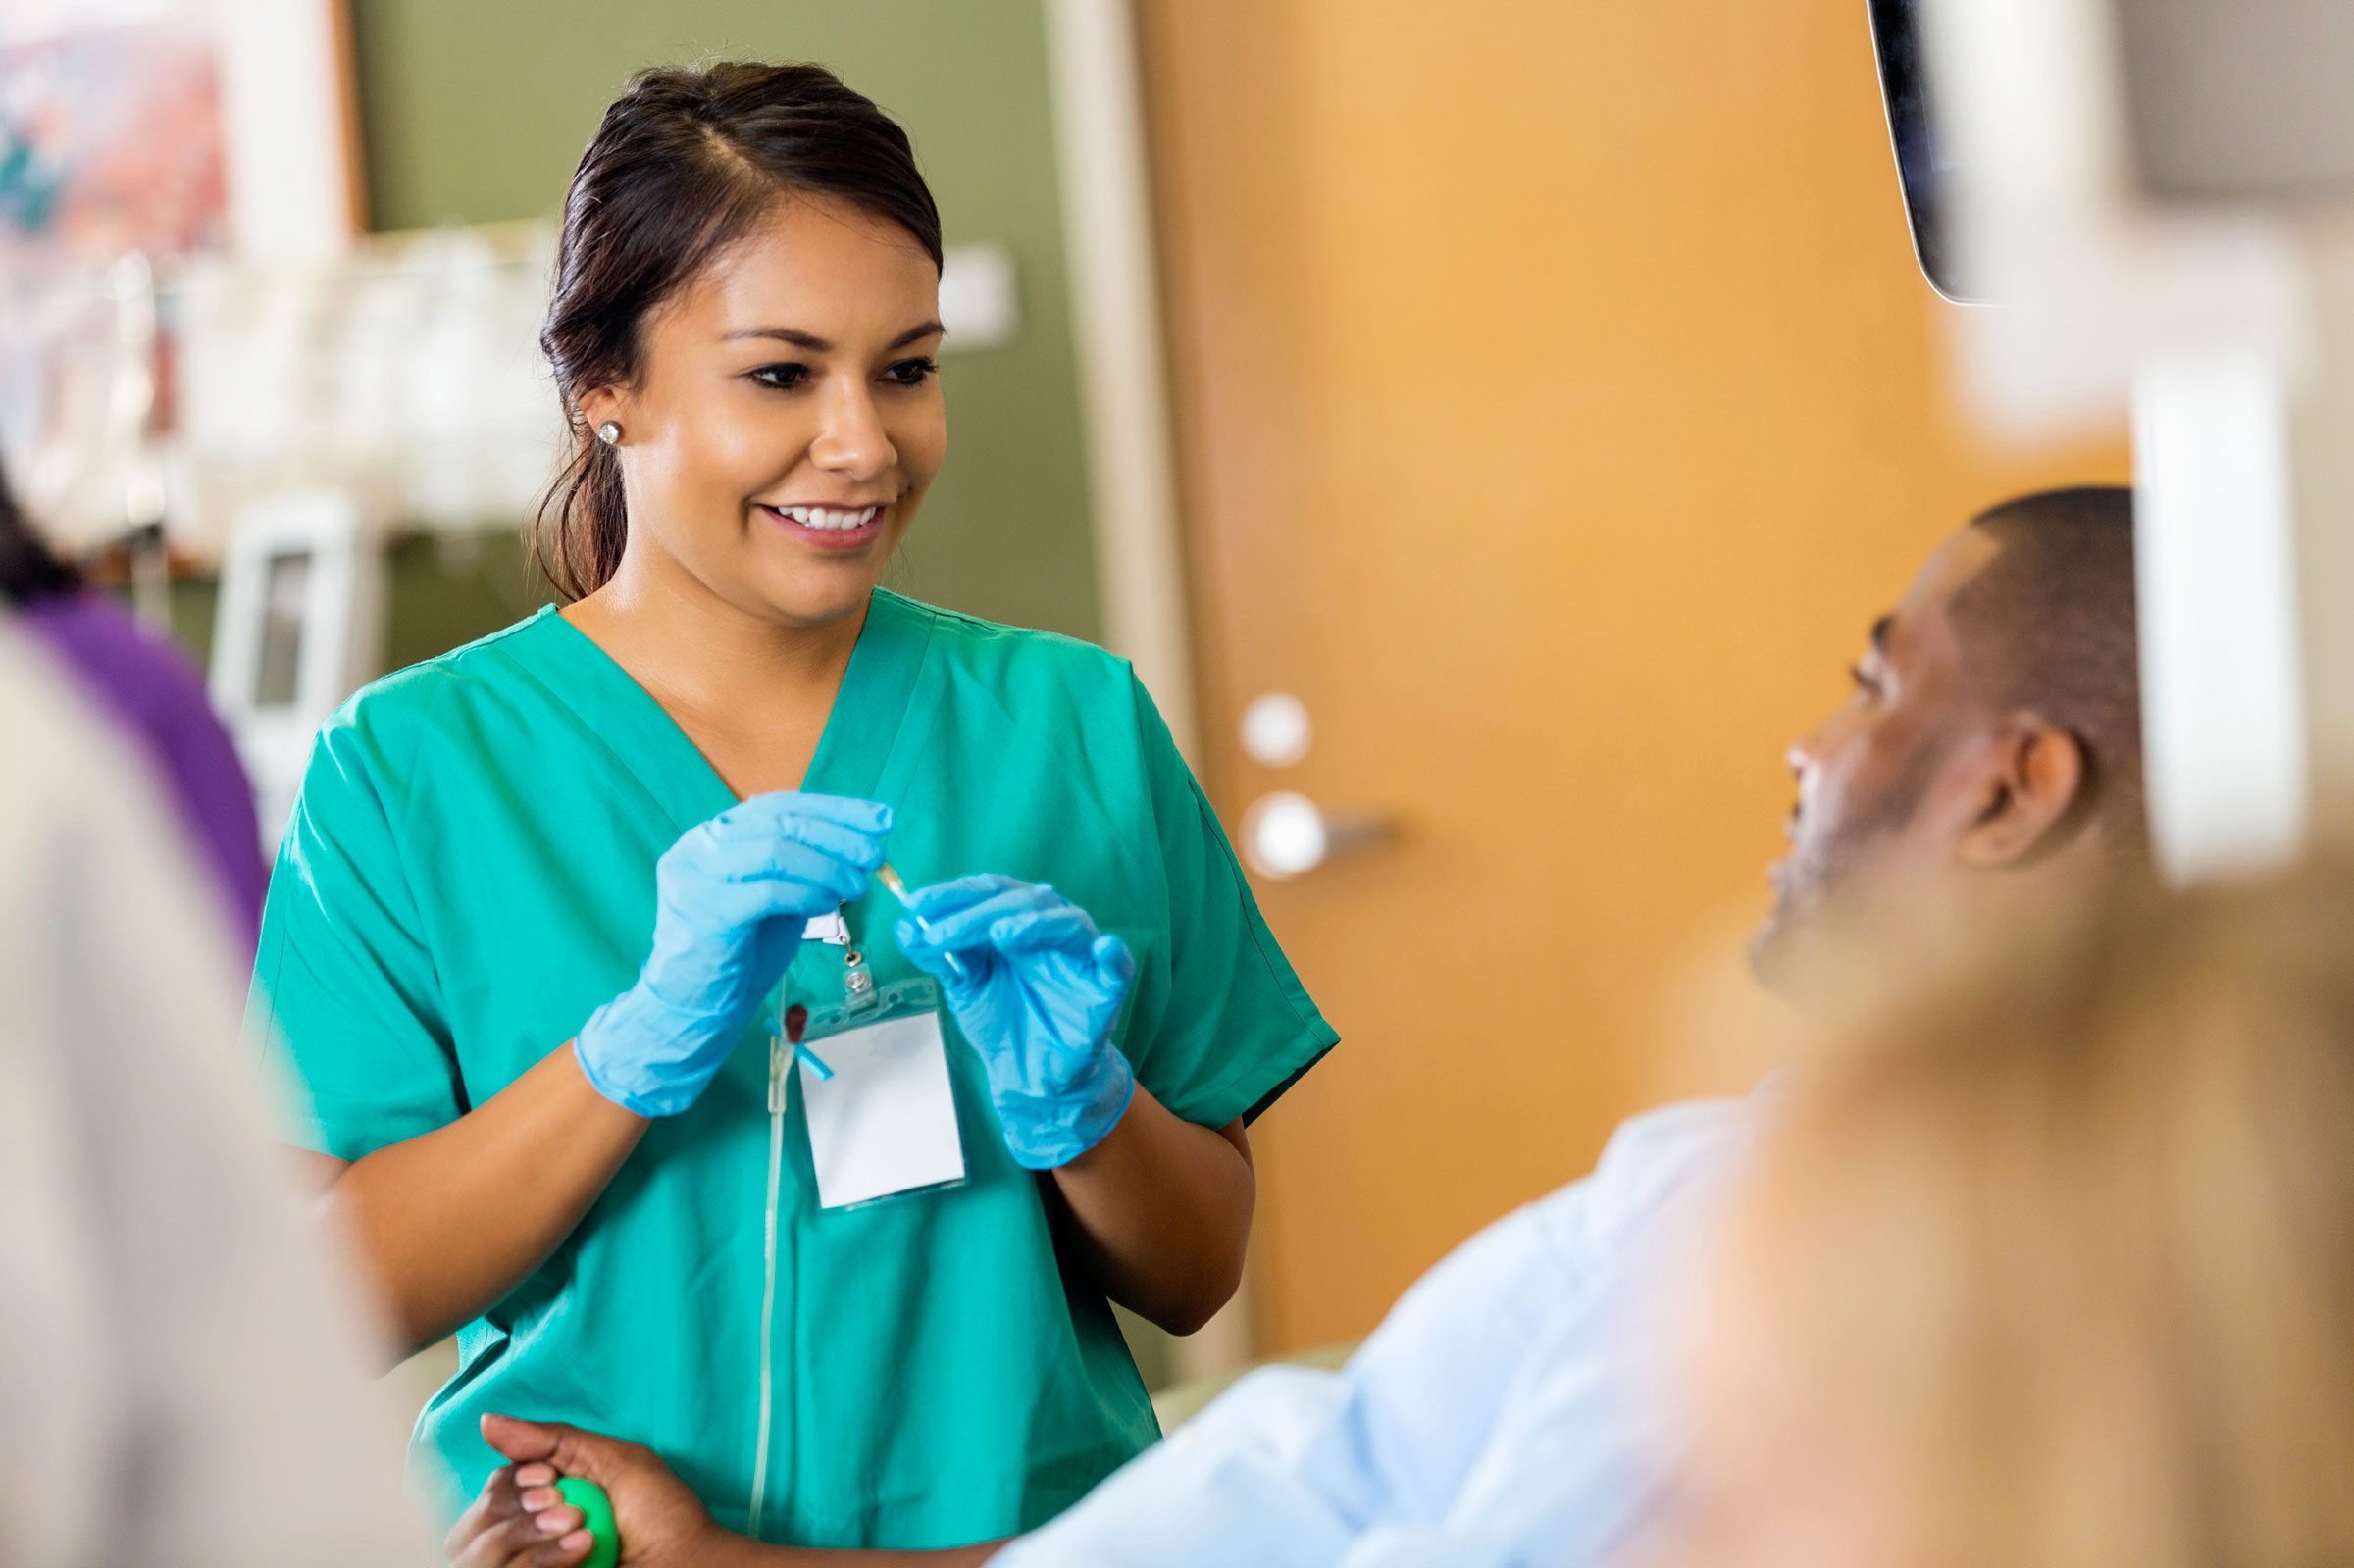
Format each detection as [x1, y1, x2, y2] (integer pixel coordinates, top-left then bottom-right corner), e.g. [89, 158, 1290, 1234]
[251, 672, 462, 1155]
[247, 592, 1337, 1551]
[1113, 672, 1334, 1127]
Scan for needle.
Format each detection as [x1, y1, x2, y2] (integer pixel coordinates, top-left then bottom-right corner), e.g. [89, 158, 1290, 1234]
[877, 863, 966, 977]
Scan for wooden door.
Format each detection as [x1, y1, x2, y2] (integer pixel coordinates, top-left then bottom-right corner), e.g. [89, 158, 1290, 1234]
[1140, 0, 2129, 1349]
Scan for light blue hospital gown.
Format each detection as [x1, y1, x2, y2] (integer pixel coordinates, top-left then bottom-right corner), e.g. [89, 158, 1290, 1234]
[996, 1092, 1764, 1568]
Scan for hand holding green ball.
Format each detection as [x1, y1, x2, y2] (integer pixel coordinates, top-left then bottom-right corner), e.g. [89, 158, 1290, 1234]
[555, 1478, 620, 1568]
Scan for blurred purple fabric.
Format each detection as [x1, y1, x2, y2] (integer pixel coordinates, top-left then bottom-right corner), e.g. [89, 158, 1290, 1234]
[22, 592, 266, 951]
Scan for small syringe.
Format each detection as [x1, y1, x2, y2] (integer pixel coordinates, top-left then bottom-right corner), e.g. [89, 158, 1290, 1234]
[877, 863, 966, 978]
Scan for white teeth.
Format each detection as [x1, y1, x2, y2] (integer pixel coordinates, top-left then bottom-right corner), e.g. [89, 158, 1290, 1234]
[775, 504, 880, 531]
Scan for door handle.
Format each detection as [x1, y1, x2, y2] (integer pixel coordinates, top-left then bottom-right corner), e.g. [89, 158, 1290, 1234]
[1235, 692, 1394, 878]
[1240, 791, 1397, 880]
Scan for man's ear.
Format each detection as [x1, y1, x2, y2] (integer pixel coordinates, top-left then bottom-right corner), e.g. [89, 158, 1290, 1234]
[1957, 718, 2088, 869]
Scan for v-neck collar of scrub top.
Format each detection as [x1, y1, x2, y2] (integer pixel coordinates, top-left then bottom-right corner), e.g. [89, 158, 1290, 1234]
[505, 588, 944, 834]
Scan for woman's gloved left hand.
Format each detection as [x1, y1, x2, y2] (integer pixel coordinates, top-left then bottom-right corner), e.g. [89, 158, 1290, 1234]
[895, 875, 1138, 1169]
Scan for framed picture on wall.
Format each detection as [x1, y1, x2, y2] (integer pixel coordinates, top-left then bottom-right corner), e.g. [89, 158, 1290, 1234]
[0, 1, 229, 271]
[214, 0, 370, 260]
[0, 0, 364, 553]
[0, 0, 361, 270]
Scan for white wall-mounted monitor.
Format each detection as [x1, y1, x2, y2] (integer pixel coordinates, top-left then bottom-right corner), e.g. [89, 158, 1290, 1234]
[208, 489, 383, 844]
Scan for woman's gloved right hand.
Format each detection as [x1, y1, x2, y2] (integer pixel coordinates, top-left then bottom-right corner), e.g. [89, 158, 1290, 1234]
[574, 793, 891, 1117]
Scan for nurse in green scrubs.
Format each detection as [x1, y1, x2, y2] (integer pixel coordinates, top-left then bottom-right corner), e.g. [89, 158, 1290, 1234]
[251, 61, 1334, 1551]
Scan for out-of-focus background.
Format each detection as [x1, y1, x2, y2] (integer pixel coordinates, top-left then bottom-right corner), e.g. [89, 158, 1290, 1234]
[0, 0, 2124, 1382]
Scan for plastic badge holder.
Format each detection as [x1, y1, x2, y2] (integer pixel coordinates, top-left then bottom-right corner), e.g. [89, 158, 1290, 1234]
[796, 976, 967, 1209]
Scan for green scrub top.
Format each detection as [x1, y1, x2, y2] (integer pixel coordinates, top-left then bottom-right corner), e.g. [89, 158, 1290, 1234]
[250, 590, 1337, 1547]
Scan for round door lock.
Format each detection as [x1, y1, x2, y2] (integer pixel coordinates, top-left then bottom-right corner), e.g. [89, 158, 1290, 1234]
[1239, 691, 1313, 769]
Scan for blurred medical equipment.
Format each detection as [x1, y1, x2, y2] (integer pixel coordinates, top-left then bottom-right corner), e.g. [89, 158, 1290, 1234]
[4, 224, 1026, 563]
[0, 255, 174, 579]
[207, 488, 384, 843]
[1879, 0, 2354, 882]
[173, 224, 567, 552]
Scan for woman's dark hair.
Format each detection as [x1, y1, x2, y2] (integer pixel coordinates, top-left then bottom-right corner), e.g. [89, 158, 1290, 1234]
[532, 61, 944, 602]
[0, 452, 81, 608]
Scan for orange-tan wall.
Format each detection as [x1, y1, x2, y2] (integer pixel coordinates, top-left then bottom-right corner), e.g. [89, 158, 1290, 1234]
[1142, 0, 2132, 1350]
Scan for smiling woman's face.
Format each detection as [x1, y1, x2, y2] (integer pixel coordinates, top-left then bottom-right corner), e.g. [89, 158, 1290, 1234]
[584, 193, 947, 629]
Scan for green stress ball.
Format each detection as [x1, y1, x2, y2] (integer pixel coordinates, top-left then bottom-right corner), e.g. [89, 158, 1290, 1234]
[555, 1477, 620, 1568]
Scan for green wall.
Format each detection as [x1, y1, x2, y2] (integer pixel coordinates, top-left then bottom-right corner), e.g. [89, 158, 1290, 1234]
[346, 0, 1102, 644]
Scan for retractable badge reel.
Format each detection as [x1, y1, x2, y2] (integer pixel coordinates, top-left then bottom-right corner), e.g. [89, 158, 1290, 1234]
[787, 904, 966, 1210]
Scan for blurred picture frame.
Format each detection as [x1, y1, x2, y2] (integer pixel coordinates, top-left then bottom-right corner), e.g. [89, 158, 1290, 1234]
[0, 0, 362, 269]
[215, 0, 368, 261]
[1, 0, 364, 553]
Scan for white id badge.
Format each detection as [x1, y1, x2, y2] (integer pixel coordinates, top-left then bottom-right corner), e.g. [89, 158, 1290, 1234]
[797, 978, 966, 1209]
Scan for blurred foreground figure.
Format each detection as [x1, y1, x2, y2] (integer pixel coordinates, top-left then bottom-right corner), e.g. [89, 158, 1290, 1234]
[1651, 862, 2354, 1568]
[0, 622, 425, 1566]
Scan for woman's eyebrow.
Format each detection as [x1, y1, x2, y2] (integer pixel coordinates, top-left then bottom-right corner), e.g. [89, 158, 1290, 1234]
[722, 321, 947, 352]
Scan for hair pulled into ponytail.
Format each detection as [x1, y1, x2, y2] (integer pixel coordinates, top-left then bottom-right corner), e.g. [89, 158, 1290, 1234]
[531, 61, 942, 601]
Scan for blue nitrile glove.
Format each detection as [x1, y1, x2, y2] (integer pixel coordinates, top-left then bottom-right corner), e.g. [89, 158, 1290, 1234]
[895, 876, 1138, 1169]
[574, 793, 892, 1116]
